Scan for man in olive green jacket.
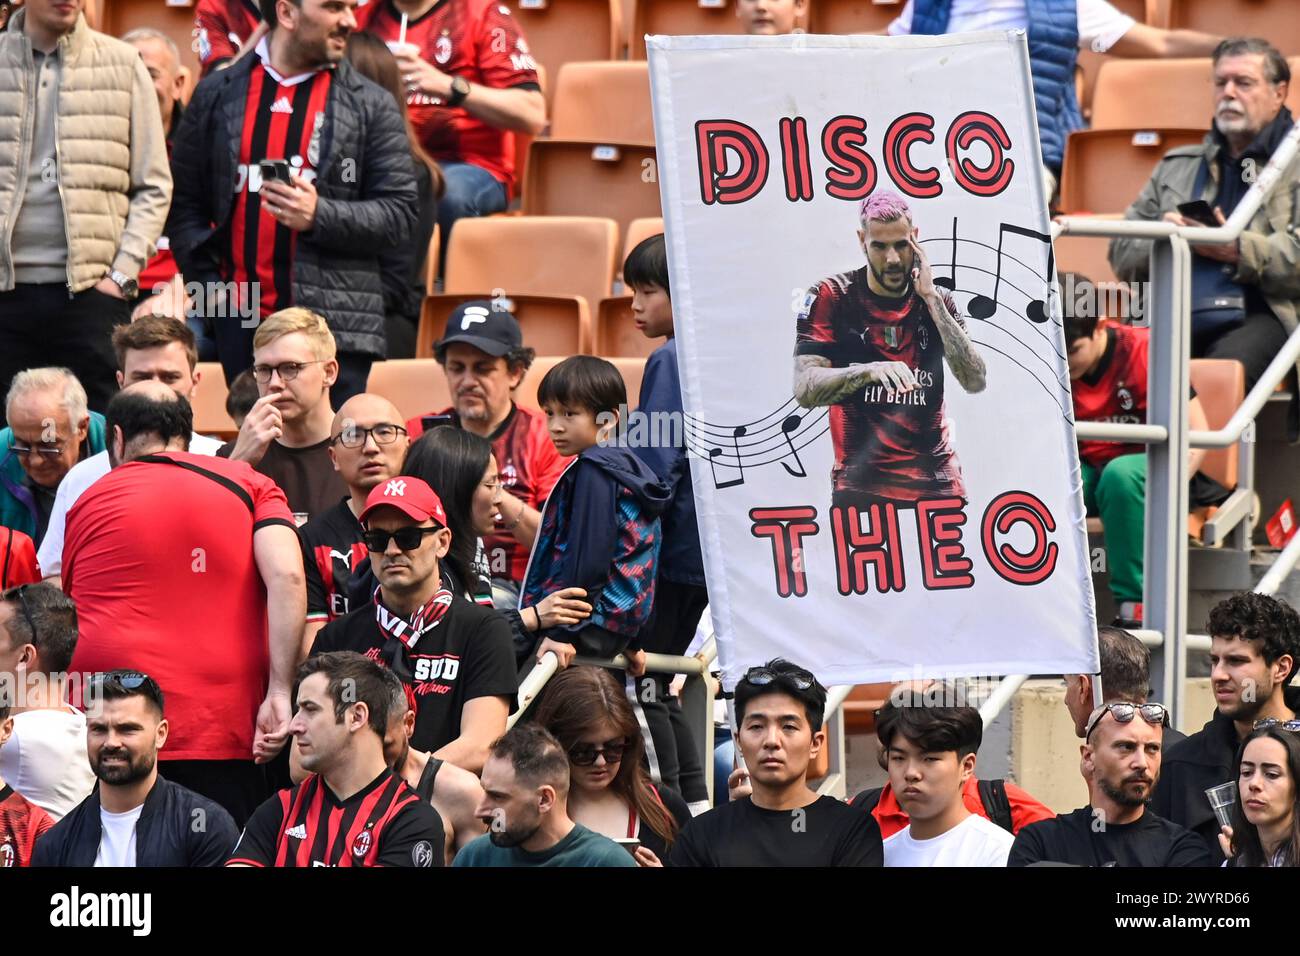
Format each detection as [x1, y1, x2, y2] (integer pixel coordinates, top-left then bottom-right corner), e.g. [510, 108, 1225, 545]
[1109, 38, 1299, 410]
[0, 1, 172, 422]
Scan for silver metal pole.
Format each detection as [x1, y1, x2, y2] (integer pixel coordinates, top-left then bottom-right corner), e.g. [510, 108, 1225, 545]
[978, 675, 1027, 728]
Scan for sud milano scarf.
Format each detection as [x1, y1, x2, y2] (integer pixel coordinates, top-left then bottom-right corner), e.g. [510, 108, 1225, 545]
[374, 586, 454, 715]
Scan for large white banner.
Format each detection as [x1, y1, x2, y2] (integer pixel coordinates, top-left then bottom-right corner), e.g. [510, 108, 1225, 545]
[648, 32, 1099, 689]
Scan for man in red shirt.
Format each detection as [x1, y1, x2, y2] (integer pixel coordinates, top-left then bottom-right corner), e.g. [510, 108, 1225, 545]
[793, 191, 987, 512]
[0, 702, 54, 867]
[1064, 274, 1223, 626]
[406, 303, 569, 604]
[193, 0, 265, 76]
[63, 383, 306, 825]
[357, 0, 545, 249]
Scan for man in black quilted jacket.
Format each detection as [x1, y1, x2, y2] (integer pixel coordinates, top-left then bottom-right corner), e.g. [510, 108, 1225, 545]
[167, 0, 417, 409]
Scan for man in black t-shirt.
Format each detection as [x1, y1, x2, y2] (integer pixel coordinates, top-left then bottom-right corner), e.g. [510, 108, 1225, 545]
[301, 393, 411, 652]
[671, 659, 882, 867]
[1009, 701, 1211, 867]
[310, 476, 516, 774]
[228, 652, 444, 867]
[218, 308, 347, 522]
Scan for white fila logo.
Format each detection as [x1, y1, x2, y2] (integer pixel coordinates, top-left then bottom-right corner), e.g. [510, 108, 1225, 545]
[285, 824, 307, 839]
[383, 479, 408, 497]
[270, 96, 294, 114]
[460, 306, 490, 330]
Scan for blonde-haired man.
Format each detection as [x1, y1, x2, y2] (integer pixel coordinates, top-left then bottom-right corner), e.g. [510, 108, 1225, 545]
[219, 307, 347, 522]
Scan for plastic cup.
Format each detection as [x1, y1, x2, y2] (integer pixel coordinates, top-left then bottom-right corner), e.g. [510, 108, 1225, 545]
[1205, 782, 1237, 830]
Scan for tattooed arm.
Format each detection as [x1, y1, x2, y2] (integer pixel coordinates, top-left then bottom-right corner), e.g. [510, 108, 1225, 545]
[910, 236, 986, 393]
[793, 354, 918, 408]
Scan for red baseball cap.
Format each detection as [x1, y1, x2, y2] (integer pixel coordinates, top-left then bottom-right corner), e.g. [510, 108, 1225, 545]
[359, 477, 447, 528]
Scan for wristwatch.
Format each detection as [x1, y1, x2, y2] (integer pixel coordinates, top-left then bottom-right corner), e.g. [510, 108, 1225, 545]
[109, 270, 138, 298]
[447, 76, 471, 108]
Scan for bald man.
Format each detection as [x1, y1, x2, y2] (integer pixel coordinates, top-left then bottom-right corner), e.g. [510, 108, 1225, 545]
[300, 393, 411, 652]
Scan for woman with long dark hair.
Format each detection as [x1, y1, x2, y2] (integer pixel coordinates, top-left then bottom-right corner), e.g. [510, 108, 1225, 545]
[402, 427, 498, 606]
[533, 666, 691, 866]
[1220, 723, 1300, 867]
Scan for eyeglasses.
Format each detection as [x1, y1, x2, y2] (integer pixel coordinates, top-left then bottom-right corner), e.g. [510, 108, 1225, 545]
[1253, 718, 1300, 732]
[2, 584, 39, 643]
[1084, 701, 1169, 741]
[331, 423, 407, 449]
[569, 738, 629, 766]
[363, 526, 442, 552]
[8, 439, 64, 459]
[251, 360, 323, 384]
[741, 665, 816, 691]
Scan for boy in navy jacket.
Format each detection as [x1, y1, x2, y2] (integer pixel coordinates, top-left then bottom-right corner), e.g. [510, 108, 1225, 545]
[624, 234, 711, 809]
[521, 357, 670, 668]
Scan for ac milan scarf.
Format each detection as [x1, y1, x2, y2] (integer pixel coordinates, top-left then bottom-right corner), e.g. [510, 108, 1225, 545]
[374, 586, 454, 715]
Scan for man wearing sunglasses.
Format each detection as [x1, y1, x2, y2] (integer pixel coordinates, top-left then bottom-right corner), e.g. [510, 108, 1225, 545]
[672, 659, 883, 867]
[1153, 592, 1300, 861]
[310, 476, 516, 774]
[0, 367, 106, 547]
[32, 670, 240, 867]
[300, 393, 410, 655]
[218, 307, 347, 524]
[1009, 701, 1212, 867]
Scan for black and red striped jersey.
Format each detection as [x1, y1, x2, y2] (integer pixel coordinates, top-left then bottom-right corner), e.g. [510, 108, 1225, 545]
[0, 784, 53, 868]
[1072, 323, 1149, 468]
[795, 267, 965, 502]
[228, 769, 444, 867]
[227, 57, 333, 318]
[300, 497, 367, 625]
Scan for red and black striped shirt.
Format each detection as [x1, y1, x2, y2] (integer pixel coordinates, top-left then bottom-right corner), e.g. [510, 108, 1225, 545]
[228, 769, 443, 867]
[0, 784, 53, 868]
[229, 57, 332, 318]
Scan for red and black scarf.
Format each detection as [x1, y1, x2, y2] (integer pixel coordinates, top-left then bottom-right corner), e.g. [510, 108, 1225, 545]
[374, 586, 454, 714]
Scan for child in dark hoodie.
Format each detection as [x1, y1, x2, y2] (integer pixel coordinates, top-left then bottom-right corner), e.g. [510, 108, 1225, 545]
[521, 356, 670, 668]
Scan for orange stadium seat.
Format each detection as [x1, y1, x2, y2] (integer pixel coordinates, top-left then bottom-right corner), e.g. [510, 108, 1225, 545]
[549, 62, 654, 144]
[523, 144, 661, 241]
[442, 215, 619, 315]
[1189, 359, 1245, 492]
[807, 0, 904, 36]
[1289, 58, 1300, 116]
[1090, 59, 1214, 131]
[423, 223, 441, 297]
[192, 362, 237, 439]
[416, 293, 594, 357]
[511, 64, 546, 202]
[510, 0, 623, 74]
[1053, 228, 1122, 288]
[629, 0, 739, 59]
[622, 216, 664, 263]
[1155, 0, 1300, 56]
[1058, 128, 1206, 215]
[595, 295, 665, 358]
[366, 359, 453, 423]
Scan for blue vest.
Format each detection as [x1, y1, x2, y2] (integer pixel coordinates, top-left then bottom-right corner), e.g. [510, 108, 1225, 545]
[910, 0, 1081, 169]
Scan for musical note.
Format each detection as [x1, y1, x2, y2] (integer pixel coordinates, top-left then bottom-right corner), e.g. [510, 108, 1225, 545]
[708, 425, 748, 489]
[933, 216, 959, 293]
[780, 414, 807, 477]
[967, 223, 1054, 323]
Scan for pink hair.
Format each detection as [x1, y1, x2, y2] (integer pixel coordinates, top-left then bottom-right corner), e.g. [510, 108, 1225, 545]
[859, 191, 913, 226]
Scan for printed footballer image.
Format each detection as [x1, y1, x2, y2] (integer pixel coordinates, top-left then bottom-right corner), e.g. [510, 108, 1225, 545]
[792, 191, 988, 512]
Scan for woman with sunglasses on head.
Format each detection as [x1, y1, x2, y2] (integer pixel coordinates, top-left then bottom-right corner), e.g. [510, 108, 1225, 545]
[533, 666, 689, 867]
[1219, 722, 1300, 867]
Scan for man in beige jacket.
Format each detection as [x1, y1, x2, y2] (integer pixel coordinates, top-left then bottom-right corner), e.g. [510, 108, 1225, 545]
[0, 0, 172, 423]
[1109, 38, 1299, 415]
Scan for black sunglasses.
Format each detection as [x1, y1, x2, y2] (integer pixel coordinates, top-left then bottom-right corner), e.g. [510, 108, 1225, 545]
[741, 665, 816, 691]
[1254, 718, 1300, 732]
[568, 738, 630, 767]
[363, 526, 443, 552]
[86, 670, 165, 709]
[2, 584, 39, 644]
[1084, 701, 1169, 741]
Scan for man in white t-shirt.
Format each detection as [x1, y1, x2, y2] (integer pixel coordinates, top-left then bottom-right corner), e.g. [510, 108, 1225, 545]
[877, 686, 1015, 866]
[39, 315, 223, 583]
[0, 583, 95, 821]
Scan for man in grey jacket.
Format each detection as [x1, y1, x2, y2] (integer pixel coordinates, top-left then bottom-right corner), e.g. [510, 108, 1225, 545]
[1109, 38, 1299, 404]
[0, 0, 172, 422]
